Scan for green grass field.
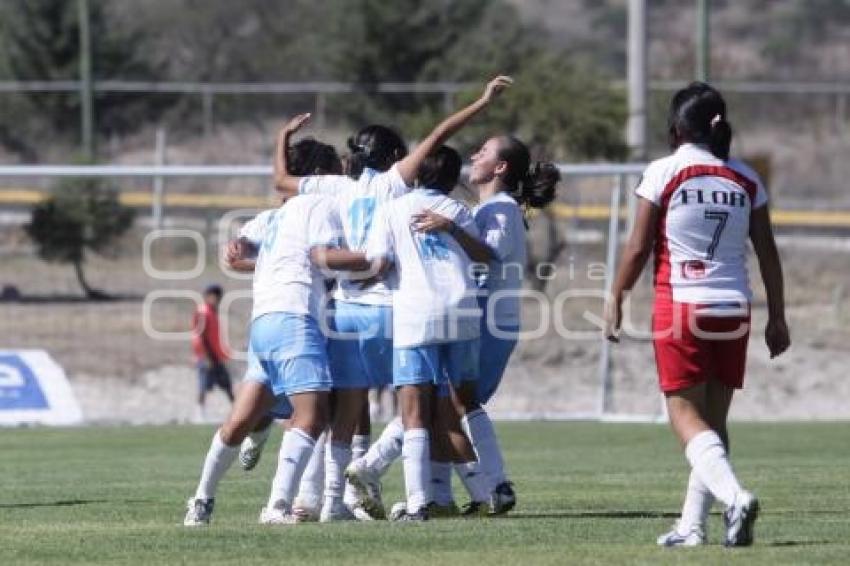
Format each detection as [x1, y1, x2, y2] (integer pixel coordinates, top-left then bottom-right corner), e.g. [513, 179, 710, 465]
[1, 422, 848, 565]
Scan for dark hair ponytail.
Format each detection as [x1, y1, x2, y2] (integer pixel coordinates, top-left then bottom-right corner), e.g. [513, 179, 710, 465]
[668, 81, 732, 160]
[496, 136, 559, 210]
[519, 162, 560, 209]
[346, 124, 408, 179]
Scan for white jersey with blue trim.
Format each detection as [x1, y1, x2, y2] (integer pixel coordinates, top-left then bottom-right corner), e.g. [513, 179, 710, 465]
[473, 192, 527, 327]
[238, 208, 275, 247]
[298, 165, 409, 306]
[251, 194, 342, 321]
[366, 189, 481, 348]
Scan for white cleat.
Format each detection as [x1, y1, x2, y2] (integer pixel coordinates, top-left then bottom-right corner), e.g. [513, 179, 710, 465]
[183, 497, 214, 526]
[344, 458, 386, 520]
[238, 433, 270, 471]
[319, 498, 356, 523]
[259, 500, 297, 525]
[724, 491, 759, 547]
[292, 495, 321, 523]
[656, 522, 707, 547]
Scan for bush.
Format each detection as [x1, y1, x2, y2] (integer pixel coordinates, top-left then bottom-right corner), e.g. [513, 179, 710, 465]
[25, 177, 135, 299]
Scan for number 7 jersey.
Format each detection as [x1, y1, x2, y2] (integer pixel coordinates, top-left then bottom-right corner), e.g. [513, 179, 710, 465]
[635, 143, 769, 306]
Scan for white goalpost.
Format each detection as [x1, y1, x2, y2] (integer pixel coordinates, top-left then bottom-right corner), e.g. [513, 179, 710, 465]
[0, 162, 667, 423]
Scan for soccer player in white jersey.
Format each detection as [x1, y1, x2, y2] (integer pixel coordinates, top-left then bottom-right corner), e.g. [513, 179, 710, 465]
[273, 76, 513, 521]
[183, 140, 342, 527]
[353, 146, 486, 521]
[411, 136, 560, 514]
[604, 82, 790, 547]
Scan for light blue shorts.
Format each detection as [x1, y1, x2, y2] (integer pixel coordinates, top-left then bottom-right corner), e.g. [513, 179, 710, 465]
[326, 302, 393, 389]
[394, 339, 480, 389]
[476, 322, 519, 404]
[244, 351, 293, 420]
[245, 312, 331, 397]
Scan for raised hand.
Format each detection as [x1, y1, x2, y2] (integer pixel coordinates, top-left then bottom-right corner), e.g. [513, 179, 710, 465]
[279, 113, 312, 138]
[481, 75, 514, 103]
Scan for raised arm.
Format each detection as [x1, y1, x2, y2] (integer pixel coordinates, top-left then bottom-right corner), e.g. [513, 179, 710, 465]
[394, 76, 513, 186]
[749, 205, 790, 358]
[273, 113, 312, 198]
[604, 198, 658, 341]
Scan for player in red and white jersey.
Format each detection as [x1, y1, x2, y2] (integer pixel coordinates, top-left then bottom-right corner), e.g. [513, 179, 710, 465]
[605, 82, 790, 547]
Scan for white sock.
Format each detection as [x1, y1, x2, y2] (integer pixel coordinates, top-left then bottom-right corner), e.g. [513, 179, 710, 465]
[678, 468, 715, 531]
[430, 461, 454, 506]
[363, 417, 404, 477]
[685, 430, 743, 508]
[454, 461, 491, 503]
[195, 431, 239, 500]
[461, 408, 507, 488]
[246, 423, 272, 448]
[344, 435, 370, 505]
[267, 428, 315, 509]
[295, 431, 326, 510]
[352, 434, 370, 459]
[324, 441, 352, 504]
[402, 428, 430, 512]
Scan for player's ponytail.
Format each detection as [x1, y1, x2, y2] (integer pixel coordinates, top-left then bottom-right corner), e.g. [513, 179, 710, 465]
[346, 124, 408, 179]
[518, 162, 559, 209]
[668, 81, 732, 161]
[708, 114, 732, 161]
[497, 136, 559, 212]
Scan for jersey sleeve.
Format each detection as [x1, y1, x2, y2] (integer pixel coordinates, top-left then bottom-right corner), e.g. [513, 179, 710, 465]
[307, 200, 343, 248]
[474, 204, 513, 261]
[238, 210, 272, 245]
[728, 159, 769, 209]
[634, 160, 667, 205]
[365, 206, 393, 262]
[453, 203, 481, 239]
[298, 175, 349, 199]
[374, 164, 410, 200]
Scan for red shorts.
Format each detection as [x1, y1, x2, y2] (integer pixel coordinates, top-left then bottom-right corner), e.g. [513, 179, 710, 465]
[652, 300, 751, 393]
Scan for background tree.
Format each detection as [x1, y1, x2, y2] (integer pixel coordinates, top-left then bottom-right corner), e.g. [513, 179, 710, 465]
[25, 178, 135, 299]
[0, 0, 171, 151]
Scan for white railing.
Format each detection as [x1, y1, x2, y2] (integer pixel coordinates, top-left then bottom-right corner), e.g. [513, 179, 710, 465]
[0, 161, 649, 421]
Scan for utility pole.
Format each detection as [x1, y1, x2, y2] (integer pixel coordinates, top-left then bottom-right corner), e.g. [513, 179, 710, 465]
[696, 0, 710, 82]
[78, 0, 94, 160]
[627, 0, 648, 160]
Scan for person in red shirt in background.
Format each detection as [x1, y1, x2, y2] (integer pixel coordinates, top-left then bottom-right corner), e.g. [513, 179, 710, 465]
[192, 284, 234, 422]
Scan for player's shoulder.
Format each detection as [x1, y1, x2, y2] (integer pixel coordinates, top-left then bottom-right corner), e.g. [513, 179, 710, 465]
[477, 192, 520, 217]
[642, 153, 682, 184]
[725, 158, 764, 187]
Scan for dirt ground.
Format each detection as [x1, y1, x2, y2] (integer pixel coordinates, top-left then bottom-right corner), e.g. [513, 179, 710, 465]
[2, 222, 849, 424]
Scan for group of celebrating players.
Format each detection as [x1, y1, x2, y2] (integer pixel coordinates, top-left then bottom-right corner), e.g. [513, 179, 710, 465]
[182, 74, 790, 548]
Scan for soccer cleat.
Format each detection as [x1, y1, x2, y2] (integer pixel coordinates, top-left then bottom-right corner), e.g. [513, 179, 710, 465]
[490, 481, 517, 515]
[183, 497, 214, 526]
[656, 522, 707, 547]
[724, 491, 759, 547]
[344, 458, 386, 520]
[428, 501, 460, 518]
[238, 434, 269, 471]
[389, 502, 429, 522]
[460, 500, 490, 518]
[319, 499, 356, 523]
[259, 500, 297, 525]
[292, 496, 321, 523]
